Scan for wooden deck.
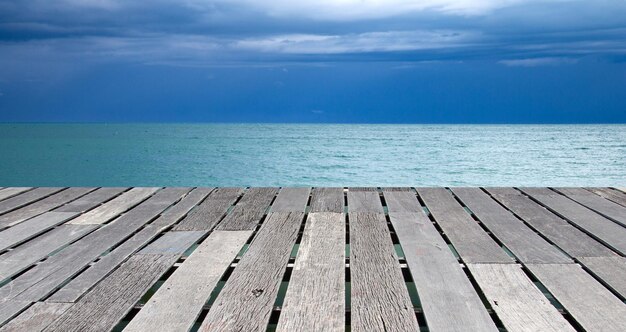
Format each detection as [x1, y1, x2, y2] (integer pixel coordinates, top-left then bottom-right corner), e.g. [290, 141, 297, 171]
[0, 187, 625, 331]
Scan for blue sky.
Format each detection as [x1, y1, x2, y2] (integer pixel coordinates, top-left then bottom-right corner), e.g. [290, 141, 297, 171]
[1, 0, 625, 123]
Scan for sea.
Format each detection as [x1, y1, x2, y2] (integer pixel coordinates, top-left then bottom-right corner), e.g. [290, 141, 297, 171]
[0, 123, 624, 187]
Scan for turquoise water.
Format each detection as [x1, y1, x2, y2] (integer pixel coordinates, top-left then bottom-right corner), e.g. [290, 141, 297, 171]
[0, 124, 624, 187]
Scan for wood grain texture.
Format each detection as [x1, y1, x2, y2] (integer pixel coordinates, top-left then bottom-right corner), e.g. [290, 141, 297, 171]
[310, 187, 344, 213]
[0, 188, 32, 202]
[199, 212, 305, 332]
[522, 187, 626, 255]
[0, 302, 71, 332]
[270, 187, 311, 212]
[277, 212, 345, 332]
[0, 188, 188, 302]
[0, 212, 78, 251]
[486, 187, 615, 258]
[468, 264, 575, 332]
[0, 224, 97, 281]
[124, 230, 252, 332]
[384, 191, 496, 332]
[54, 187, 127, 213]
[347, 190, 383, 213]
[586, 188, 626, 207]
[555, 187, 626, 227]
[67, 187, 159, 225]
[0, 188, 64, 216]
[43, 255, 180, 332]
[47, 188, 208, 303]
[0, 300, 30, 326]
[173, 187, 241, 231]
[527, 263, 626, 332]
[417, 188, 513, 264]
[452, 188, 571, 264]
[577, 256, 626, 299]
[0, 188, 94, 229]
[349, 212, 420, 332]
[216, 187, 278, 231]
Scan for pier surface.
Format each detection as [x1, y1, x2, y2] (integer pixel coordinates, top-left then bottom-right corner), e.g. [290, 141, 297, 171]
[0, 187, 625, 331]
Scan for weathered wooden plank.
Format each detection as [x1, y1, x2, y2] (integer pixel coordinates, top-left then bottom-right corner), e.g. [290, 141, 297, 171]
[310, 187, 344, 213]
[586, 188, 626, 207]
[173, 187, 241, 231]
[54, 187, 127, 213]
[0, 188, 95, 229]
[0, 188, 32, 202]
[0, 212, 78, 252]
[416, 188, 513, 264]
[522, 187, 626, 255]
[67, 187, 159, 225]
[347, 190, 383, 213]
[0, 302, 71, 332]
[384, 191, 496, 332]
[216, 187, 278, 231]
[271, 187, 311, 212]
[0, 188, 64, 216]
[277, 212, 345, 332]
[0, 224, 97, 281]
[555, 187, 626, 227]
[47, 188, 208, 303]
[349, 212, 419, 331]
[486, 187, 615, 258]
[43, 231, 201, 332]
[452, 188, 571, 264]
[468, 264, 574, 332]
[199, 212, 304, 332]
[577, 256, 626, 299]
[527, 264, 626, 332]
[0, 300, 31, 327]
[124, 230, 252, 332]
[0, 188, 189, 302]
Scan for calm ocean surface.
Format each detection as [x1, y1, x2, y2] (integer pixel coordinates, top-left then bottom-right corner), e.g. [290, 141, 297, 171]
[0, 124, 624, 187]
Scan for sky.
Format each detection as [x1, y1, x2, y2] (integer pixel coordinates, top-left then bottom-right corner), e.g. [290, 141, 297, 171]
[0, 0, 626, 123]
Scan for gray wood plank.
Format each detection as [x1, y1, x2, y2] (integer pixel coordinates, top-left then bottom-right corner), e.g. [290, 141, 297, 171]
[0, 188, 189, 302]
[43, 231, 200, 332]
[349, 211, 420, 332]
[0, 188, 32, 202]
[486, 187, 616, 258]
[586, 188, 626, 207]
[54, 187, 127, 213]
[527, 264, 626, 332]
[47, 188, 208, 303]
[416, 188, 513, 264]
[310, 187, 344, 213]
[216, 187, 278, 231]
[555, 187, 626, 227]
[67, 187, 160, 225]
[270, 187, 311, 212]
[577, 256, 626, 299]
[522, 187, 626, 255]
[277, 212, 345, 332]
[0, 302, 71, 332]
[124, 230, 252, 332]
[0, 224, 97, 282]
[199, 212, 305, 332]
[347, 190, 383, 213]
[0, 300, 30, 327]
[467, 264, 575, 332]
[0, 188, 95, 229]
[384, 191, 496, 332]
[173, 187, 241, 231]
[0, 188, 65, 216]
[0, 212, 78, 252]
[452, 188, 572, 264]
